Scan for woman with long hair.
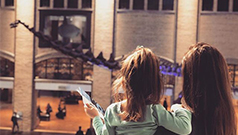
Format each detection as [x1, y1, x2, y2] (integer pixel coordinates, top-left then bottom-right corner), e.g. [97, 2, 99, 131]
[156, 42, 237, 135]
[181, 42, 237, 135]
[84, 47, 192, 135]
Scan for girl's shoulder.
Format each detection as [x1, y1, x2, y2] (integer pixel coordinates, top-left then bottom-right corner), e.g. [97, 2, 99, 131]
[106, 101, 123, 114]
[148, 103, 168, 117]
[106, 102, 165, 116]
[149, 103, 164, 110]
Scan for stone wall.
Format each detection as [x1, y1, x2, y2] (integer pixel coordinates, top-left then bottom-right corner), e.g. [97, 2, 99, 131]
[116, 12, 175, 59]
[0, 8, 15, 56]
[92, 0, 115, 109]
[199, 14, 238, 60]
[14, 0, 35, 131]
[175, 0, 199, 99]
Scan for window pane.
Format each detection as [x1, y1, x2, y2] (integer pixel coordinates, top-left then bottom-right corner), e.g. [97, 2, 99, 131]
[202, 0, 213, 11]
[68, 0, 78, 8]
[218, 0, 229, 11]
[82, 0, 92, 8]
[234, 0, 238, 11]
[40, 0, 50, 7]
[119, 0, 129, 9]
[235, 66, 238, 87]
[59, 58, 71, 79]
[72, 59, 84, 80]
[35, 58, 86, 80]
[162, 0, 173, 10]
[228, 65, 235, 86]
[148, 0, 159, 10]
[54, 0, 64, 8]
[5, 0, 14, 6]
[133, 0, 144, 10]
[83, 62, 93, 81]
[0, 57, 14, 77]
[35, 61, 46, 79]
[47, 59, 58, 79]
[39, 11, 91, 49]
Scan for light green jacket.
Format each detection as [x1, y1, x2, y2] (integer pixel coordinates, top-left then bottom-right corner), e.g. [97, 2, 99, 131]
[93, 102, 192, 135]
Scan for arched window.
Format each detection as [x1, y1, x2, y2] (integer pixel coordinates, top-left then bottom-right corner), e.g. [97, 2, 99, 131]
[35, 58, 93, 80]
[0, 57, 14, 77]
[228, 64, 238, 87]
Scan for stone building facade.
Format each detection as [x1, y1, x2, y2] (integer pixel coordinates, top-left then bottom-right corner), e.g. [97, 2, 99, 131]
[0, 0, 238, 132]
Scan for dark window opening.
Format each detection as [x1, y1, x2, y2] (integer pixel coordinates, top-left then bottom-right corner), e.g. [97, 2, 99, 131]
[234, 0, 238, 11]
[202, 0, 213, 11]
[162, 0, 174, 10]
[218, 0, 229, 11]
[5, 0, 14, 6]
[82, 0, 92, 8]
[68, 0, 78, 8]
[54, 0, 64, 8]
[148, 0, 159, 10]
[119, 0, 130, 9]
[133, 0, 144, 10]
[0, 57, 14, 77]
[40, 0, 50, 7]
[39, 10, 91, 49]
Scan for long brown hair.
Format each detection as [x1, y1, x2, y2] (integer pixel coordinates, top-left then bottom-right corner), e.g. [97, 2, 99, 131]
[182, 42, 236, 135]
[113, 47, 163, 122]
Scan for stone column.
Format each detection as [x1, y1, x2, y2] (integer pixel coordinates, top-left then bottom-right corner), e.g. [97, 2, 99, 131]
[92, 0, 115, 109]
[14, 0, 35, 131]
[175, 0, 199, 98]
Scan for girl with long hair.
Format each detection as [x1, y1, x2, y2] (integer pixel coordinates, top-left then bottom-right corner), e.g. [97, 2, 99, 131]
[181, 42, 237, 135]
[84, 47, 192, 135]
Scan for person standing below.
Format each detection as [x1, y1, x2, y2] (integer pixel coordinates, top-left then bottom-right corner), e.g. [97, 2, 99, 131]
[37, 106, 42, 118]
[163, 98, 168, 110]
[84, 47, 192, 135]
[46, 103, 52, 120]
[75, 126, 84, 135]
[62, 105, 66, 117]
[46, 103, 52, 115]
[56, 104, 64, 119]
[11, 112, 19, 133]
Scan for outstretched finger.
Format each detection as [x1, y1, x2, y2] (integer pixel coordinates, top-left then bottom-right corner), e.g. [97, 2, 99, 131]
[85, 103, 92, 108]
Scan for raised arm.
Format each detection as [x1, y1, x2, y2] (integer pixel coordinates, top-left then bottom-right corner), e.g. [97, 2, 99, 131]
[85, 103, 115, 135]
[92, 113, 115, 135]
[153, 104, 192, 135]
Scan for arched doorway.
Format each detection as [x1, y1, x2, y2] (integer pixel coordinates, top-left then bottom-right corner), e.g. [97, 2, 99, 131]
[34, 57, 93, 133]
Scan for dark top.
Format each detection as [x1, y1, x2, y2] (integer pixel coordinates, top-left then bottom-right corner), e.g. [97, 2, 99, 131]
[37, 107, 42, 114]
[11, 116, 18, 124]
[75, 130, 84, 135]
[163, 100, 168, 109]
[46, 105, 52, 114]
[86, 129, 92, 135]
